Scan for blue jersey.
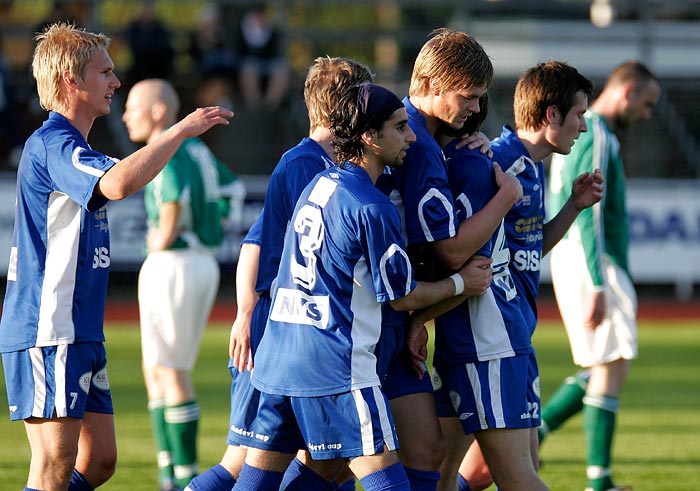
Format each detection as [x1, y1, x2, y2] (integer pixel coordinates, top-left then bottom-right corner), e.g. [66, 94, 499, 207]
[0, 112, 116, 352]
[433, 142, 531, 364]
[491, 125, 545, 334]
[252, 165, 416, 397]
[378, 97, 457, 246]
[256, 137, 333, 294]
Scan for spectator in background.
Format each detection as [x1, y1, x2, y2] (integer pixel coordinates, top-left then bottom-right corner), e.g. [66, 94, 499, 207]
[35, 0, 80, 34]
[125, 0, 175, 87]
[0, 35, 21, 169]
[189, 2, 237, 109]
[235, 3, 290, 111]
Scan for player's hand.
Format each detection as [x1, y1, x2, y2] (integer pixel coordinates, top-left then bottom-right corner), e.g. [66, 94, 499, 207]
[572, 168, 604, 211]
[458, 255, 493, 297]
[493, 162, 523, 204]
[406, 319, 429, 378]
[176, 106, 234, 139]
[229, 315, 253, 372]
[454, 131, 493, 158]
[584, 290, 606, 329]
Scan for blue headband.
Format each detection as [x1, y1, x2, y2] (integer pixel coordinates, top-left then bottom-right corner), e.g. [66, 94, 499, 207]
[357, 83, 404, 133]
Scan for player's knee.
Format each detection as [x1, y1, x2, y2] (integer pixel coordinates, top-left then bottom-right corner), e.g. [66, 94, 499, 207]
[400, 434, 444, 470]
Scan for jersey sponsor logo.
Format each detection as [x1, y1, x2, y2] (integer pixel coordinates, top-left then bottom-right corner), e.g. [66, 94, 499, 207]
[92, 246, 110, 269]
[514, 216, 543, 234]
[79, 372, 92, 394]
[270, 288, 330, 330]
[92, 367, 110, 391]
[512, 249, 541, 272]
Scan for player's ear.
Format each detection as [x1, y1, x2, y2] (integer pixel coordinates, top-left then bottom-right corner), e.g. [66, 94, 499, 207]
[151, 101, 168, 121]
[361, 128, 376, 147]
[62, 70, 78, 89]
[546, 105, 560, 126]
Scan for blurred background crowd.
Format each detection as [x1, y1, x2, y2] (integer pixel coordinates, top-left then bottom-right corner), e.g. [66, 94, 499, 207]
[1, 0, 699, 178]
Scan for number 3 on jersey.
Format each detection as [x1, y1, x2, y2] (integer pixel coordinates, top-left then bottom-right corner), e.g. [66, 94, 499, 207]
[290, 205, 324, 289]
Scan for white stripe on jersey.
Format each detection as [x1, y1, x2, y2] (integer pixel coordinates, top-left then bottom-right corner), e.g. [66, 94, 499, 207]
[591, 118, 610, 285]
[54, 345, 68, 417]
[37, 192, 80, 345]
[468, 289, 516, 361]
[455, 193, 474, 218]
[308, 176, 338, 208]
[72, 147, 107, 177]
[30, 347, 46, 417]
[352, 389, 375, 455]
[488, 359, 506, 428]
[350, 257, 382, 390]
[418, 188, 455, 242]
[379, 243, 412, 300]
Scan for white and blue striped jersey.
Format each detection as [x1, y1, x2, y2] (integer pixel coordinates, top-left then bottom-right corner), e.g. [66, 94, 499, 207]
[252, 165, 416, 397]
[491, 125, 545, 334]
[433, 142, 531, 364]
[378, 97, 458, 246]
[0, 112, 116, 352]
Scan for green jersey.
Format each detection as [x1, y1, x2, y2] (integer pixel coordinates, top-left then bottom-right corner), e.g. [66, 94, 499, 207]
[144, 137, 237, 250]
[548, 109, 629, 288]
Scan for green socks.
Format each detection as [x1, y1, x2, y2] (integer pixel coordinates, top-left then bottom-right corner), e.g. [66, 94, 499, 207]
[583, 394, 619, 491]
[149, 399, 201, 489]
[165, 400, 200, 488]
[149, 398, 176, 489]
[539, 370, 590, 443]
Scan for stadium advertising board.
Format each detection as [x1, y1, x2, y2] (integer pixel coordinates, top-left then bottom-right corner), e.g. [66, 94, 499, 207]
[0, 175, 698, 294]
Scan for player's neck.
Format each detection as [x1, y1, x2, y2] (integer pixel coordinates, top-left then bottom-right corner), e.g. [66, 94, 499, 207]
[310, 126, 336, 161]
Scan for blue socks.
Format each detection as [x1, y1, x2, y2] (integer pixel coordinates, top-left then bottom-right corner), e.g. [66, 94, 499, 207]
[280, 457, 336, 490]
[233, 463, 284, 490]
[359, 462, 410, 491]
[185, 463, 236, 490]
[403, 467, 440, 491]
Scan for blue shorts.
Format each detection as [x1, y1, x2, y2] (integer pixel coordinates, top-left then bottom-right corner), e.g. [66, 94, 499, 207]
[2, 342, 113, 421]
[527, 349, 541, 428]
[432, 353, 536, 434]
[382, 347, 433, 400]
[226, 367, 259, 446]
[227, 385, 399, 460]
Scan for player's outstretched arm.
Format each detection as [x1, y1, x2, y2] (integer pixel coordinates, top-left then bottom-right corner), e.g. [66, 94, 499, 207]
[98, 106, 234, 201]
[230, 242, 260, 372]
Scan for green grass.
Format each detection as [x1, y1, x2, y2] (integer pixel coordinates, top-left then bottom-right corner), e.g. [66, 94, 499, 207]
[1, 321, 699, 490]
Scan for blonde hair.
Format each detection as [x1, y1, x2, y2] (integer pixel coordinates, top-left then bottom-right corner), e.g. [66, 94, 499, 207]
[32, 22, 111, 112]
[409, 28, 493, 97]
[304, 56, 374, 130]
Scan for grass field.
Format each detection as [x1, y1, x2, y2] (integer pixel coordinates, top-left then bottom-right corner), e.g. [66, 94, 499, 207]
[1, 320, 699, 490]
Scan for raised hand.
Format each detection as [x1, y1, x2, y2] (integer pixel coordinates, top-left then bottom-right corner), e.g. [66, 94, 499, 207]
[572, 168, 604, 211]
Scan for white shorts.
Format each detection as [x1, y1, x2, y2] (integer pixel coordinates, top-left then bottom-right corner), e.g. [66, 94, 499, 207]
[550, 240, 638, 367]
[138, 249, 220, 371]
